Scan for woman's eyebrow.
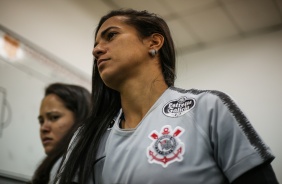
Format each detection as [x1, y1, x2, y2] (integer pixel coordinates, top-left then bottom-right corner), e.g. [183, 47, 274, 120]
[94, 26, 120, 47]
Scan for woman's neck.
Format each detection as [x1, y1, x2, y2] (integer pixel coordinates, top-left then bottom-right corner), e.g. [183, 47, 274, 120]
[119, 73, 168, 129]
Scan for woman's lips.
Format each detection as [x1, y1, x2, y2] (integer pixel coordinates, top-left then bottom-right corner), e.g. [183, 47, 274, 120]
[97, 58, 110, 66]
[42, 137, 52, 145]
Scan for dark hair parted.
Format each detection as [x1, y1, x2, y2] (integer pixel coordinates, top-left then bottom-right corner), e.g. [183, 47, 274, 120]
[45, 83, 91, 125]
[31, 83, 91, 184]
[56, 9, 176, 184]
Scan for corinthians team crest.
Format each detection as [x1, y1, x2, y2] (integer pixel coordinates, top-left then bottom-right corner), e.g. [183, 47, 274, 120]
[146, 125, 185, 167]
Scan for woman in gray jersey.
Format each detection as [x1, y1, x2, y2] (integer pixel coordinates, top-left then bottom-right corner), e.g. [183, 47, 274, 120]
[55, 9, 278, 184]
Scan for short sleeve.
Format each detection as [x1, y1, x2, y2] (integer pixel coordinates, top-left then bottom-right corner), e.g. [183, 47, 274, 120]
[200, 91, 275, 182]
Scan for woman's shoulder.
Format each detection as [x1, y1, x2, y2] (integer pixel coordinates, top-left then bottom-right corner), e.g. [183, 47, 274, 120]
[168, 86, 233, 102]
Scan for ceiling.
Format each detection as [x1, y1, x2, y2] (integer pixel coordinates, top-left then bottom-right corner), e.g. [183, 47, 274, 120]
[87, 0, 282, 54]
[0, 0, 282, 77]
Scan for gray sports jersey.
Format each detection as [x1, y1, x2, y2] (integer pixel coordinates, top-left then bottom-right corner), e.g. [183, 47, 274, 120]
[49, 157, 62, 184]
[94, 87, 274, 184]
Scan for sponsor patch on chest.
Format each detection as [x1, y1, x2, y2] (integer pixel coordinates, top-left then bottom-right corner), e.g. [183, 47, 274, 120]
[163, 96, 195, 117]
[146, 125, 185, 167]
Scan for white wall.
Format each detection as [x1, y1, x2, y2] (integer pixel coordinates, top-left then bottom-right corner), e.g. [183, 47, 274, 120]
[0, 0, 110, 76]
[175, 30, 282, 183]
[0, 58, 46, 180]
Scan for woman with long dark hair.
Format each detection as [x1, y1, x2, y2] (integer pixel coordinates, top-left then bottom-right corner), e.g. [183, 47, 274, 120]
[56, 9, 278, 184]
[32, 83, 91, 184]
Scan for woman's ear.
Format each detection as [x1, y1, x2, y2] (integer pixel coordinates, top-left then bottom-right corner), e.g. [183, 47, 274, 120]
[149, 33, 164, 50]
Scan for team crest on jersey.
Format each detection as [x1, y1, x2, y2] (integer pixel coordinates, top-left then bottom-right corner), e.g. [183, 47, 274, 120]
[146, 125, 185, 167]
[163, 96, 195, 117]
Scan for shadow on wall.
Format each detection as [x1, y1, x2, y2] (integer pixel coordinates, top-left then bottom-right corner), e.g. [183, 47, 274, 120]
[0, 174, 28, 184]
[0, 86, 12, 137]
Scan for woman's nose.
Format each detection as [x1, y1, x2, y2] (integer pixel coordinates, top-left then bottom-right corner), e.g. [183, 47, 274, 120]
[92, 44, 106, 60]
[40, 121, 51, 133]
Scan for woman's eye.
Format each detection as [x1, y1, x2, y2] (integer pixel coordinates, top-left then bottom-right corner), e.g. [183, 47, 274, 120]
[50, 115, 60, 122]
[107, 32, 117, 40]
[38, 118, 44, 125]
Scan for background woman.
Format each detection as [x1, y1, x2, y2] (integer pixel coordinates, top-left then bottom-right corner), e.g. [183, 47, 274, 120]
[32, 83, 91, 184]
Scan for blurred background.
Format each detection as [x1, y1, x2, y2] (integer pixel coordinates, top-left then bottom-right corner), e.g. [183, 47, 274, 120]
[0, 0, 281, 183]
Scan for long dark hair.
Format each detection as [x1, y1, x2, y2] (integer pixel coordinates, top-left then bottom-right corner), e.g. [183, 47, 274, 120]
[31, 83, 91, 184]
[57, 9, 176, 183]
